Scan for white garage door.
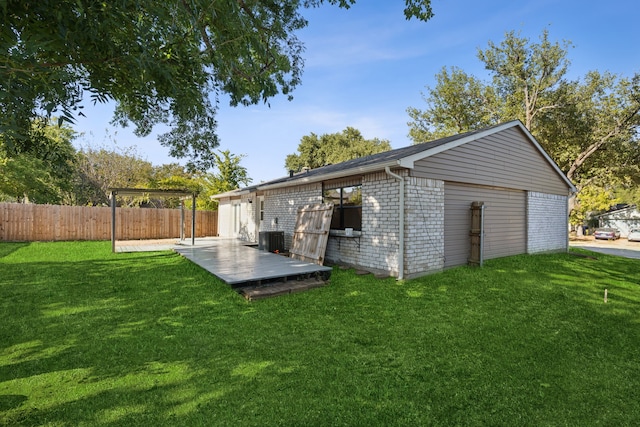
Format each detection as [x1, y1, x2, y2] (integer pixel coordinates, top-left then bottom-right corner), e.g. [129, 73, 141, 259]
[444, 183, 526, 268]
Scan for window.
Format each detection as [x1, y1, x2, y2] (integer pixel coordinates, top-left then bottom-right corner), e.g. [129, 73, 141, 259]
[323, 185, 362, 231]
[259, 198, 265, 221]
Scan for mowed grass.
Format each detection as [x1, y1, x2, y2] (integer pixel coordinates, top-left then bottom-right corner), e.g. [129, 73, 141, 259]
[1, 241, 639, 426]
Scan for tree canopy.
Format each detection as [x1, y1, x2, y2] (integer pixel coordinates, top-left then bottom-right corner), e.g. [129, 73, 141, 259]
[2, 0, 433, 171]
[0, 118, 77, 203]
[72, 145, 155, 206]
[285, 127, 392, 172]
[406, 30, 640, 222]
[71, 145, 250, 209]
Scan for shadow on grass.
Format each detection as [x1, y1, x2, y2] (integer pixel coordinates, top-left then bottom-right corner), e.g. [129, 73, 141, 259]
[1, 243, 639, 425]
[0, 251, 252, 424]
[0, 242, 29, 259]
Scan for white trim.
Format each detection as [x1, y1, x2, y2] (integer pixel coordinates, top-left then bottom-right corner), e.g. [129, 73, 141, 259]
[212, 120, 576, 197]
[399, 122, 520, 167]
[210, 188, 252, 199]
[515, 122, 577, 194]
[398, 121, 576, 194]
[257, 160, 401, 191]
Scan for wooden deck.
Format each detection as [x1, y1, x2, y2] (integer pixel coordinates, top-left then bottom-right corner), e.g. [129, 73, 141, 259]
[173, 238, 332, 288]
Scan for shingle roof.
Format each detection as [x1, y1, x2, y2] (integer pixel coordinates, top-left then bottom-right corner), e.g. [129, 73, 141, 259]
[259, 123, 506, 185]
[212, 120, 575, 198]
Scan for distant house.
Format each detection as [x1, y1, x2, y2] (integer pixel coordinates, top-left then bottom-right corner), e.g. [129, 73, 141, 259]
[212, 120, 576, 279]
[597, 205, 640, 237]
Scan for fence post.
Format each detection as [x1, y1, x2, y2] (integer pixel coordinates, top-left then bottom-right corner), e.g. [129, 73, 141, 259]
[111, 191, 117, 253]
[180, 200, 185, 241]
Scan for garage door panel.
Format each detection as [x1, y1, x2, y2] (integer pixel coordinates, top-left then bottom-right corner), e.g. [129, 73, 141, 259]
[445, 183, 525, 268]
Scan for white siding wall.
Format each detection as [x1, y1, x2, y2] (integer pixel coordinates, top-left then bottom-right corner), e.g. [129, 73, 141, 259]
[262, 183, 323, 250]
[527, 192, 568, 253]
[216, 196, 258, 241]
[217, 198, 232, 238]
[239, 194, 258, 242]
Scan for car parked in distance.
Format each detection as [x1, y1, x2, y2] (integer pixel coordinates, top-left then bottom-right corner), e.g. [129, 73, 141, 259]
[628, 229, 640, 242]
[594, 228, 621, 240]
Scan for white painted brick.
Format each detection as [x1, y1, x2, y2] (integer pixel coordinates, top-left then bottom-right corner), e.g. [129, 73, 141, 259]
[262, 183, 323, 250]
[527, 192, 568, 253]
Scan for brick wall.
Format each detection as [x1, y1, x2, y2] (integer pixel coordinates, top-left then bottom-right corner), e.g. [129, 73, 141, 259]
[325, 172, 446, 278]
[326, 171, 401, 275]
[404, 176, 445, 277]
[257, 172, 446, 277]
[527, 191, 568, 253]
[262, 183, 323, 250]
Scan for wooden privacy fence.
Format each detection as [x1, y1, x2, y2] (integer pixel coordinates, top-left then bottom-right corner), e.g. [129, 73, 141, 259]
[0, 203, 217, 242]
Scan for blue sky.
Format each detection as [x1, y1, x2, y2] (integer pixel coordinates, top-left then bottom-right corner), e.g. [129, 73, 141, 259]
[72, 0, 639, 183]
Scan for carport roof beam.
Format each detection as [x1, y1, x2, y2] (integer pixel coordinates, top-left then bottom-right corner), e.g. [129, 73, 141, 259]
[108, 187, 197, 198]
[109, 187, 199, 253]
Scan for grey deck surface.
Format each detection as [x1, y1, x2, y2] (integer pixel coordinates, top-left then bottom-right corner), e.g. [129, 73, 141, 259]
[173, 238, 332, 285]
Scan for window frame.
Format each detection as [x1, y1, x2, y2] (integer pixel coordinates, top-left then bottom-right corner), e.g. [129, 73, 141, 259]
[323, 184, 362, 231]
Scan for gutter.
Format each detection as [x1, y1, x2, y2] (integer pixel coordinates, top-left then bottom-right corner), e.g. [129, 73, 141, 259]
[258, 160, 401, 191]
[210, 188, 251, 199]
[385, 166, 405, 280]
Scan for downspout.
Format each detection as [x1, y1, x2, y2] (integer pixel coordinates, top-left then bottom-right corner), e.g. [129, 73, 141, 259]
[566, 190, 574, 253]
[385, 167, 405, 280]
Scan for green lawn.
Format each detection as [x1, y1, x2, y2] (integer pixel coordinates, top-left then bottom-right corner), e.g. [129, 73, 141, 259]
[1, 241, 639, 426]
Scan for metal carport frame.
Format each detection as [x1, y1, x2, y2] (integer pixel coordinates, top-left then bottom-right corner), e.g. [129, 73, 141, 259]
[108, 188, 198, 253]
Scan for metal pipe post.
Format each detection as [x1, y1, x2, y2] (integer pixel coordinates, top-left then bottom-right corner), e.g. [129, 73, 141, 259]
[110, 191, 116, 253]
[191, 193, 196, 246]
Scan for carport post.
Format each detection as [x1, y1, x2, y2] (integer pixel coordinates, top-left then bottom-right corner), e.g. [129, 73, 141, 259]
[191, 193, 196, 246]
[180, 200, 185, 241]
[110, 190, 116, 253]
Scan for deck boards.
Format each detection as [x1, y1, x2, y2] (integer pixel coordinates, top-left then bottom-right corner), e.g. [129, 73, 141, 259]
[173, 238, 332, 286]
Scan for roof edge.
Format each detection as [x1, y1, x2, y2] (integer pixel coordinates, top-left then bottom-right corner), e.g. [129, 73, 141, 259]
[513, 122, 577, 193]
[213, 120, 576, 198]
[210, 188, 251, 199]
[256, 160, 402, 191]
[398, 120, 576, 193]
[398, 121, 519, 167]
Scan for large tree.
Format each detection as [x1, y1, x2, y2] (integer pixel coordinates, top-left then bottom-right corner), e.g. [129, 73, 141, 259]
[285, 127, 392, 172]
[407, 66, 500, 142]
[200, 150, 253, 209]
[406, 30, 640, 221]
[0, 118, 77, 203]
[72, 146, 154, 206]
[1, 0, 433, 171]
[478, 29, 571, 133]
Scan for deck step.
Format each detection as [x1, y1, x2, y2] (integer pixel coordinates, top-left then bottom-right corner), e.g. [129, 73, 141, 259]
[238, 277, 329, 301]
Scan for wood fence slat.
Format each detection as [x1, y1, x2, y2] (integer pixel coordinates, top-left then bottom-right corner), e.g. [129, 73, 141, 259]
[290, 203, 333, 265]
[0, 203, 217, 242]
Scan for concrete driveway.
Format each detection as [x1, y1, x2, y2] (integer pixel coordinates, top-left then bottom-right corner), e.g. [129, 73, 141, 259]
[570, 237, 640, 260]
